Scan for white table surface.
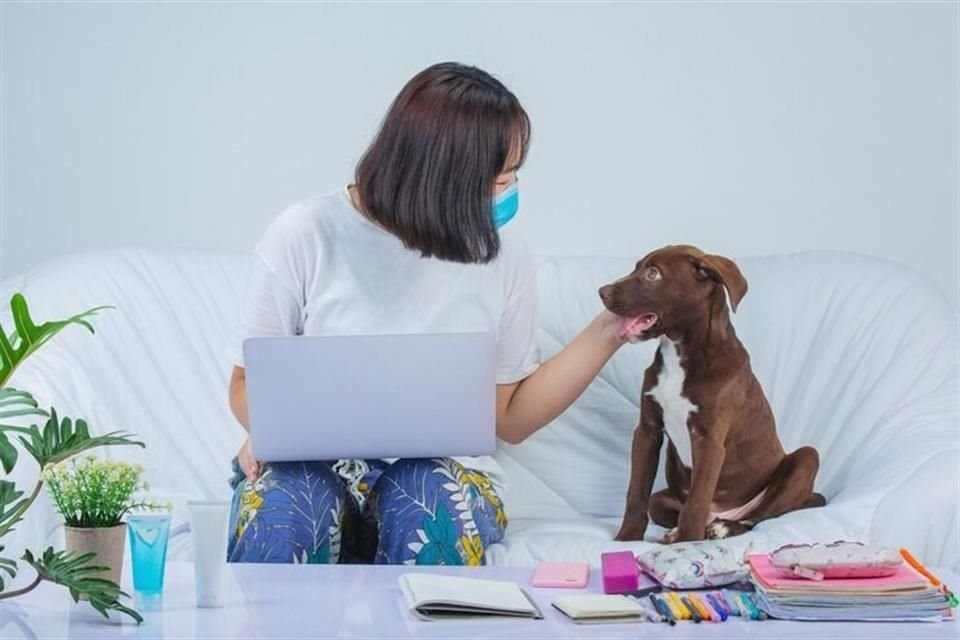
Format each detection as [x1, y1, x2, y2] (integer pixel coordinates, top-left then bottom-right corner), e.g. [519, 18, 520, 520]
[1, 561, 957, 639]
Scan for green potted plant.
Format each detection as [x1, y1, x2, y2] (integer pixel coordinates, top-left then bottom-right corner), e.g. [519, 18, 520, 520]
[43, 456, 170, 591]
[0, 293, 145, 622]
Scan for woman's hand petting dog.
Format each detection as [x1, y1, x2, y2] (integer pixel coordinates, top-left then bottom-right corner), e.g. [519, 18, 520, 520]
[594, 309, 632, 345]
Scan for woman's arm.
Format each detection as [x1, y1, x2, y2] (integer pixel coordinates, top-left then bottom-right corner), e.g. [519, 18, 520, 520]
[229, 366, 250, 430]
[229, 366, 262, 481]
[230, 310, 621, 464]
[496, 310, 624, 444]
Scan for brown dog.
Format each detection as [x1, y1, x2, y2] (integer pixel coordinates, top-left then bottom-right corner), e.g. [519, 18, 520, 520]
[600, 245, 824, 543]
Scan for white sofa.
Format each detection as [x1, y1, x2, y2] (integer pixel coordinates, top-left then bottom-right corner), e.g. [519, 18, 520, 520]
[3, 249, 958, 571]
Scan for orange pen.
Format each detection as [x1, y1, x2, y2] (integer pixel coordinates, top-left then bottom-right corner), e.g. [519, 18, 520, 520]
[689, 594, 716, 622]
[900, 548, 941, 586]
[902, 548, 960, 608]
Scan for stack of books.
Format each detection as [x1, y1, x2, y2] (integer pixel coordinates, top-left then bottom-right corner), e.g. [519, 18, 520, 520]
[748, 554, 954, 622]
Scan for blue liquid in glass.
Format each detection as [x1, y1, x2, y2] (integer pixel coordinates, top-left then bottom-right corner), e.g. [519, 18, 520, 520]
[127, 514, 170, 594]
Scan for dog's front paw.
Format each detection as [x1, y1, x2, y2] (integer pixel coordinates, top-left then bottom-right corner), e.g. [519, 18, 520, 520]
[706, 519, 752, 540]
[659, 528, 679, 544]
[672, 525, 707, 543]
[660, 527, 706, 544]
[615, 517, 648, 541]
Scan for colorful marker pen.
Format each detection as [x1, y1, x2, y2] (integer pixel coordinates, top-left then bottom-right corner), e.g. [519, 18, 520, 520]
[680, 596, 703, 623]
[705, 593, 729, 621]
[649, 594, 676, 626]
[721, 589, 741, 616]
[743, 593, 767, 621]
[669, 592, 692, 620]
[688, 594, 714, 622]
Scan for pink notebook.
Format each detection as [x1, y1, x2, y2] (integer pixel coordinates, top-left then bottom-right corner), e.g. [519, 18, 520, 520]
[748, 554, 928, 592]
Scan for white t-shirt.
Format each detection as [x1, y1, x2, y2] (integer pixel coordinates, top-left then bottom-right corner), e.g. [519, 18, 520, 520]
[227, 186, 541, 495]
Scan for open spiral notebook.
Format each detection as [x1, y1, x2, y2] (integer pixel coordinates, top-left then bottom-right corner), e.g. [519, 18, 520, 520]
[398, 573, 544, 621]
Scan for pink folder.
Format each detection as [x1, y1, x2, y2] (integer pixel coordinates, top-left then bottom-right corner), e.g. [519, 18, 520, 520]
[748, 554, 927, 592]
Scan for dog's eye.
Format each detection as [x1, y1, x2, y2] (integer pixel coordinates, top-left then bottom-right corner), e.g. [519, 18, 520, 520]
[645, 267, 661, 281]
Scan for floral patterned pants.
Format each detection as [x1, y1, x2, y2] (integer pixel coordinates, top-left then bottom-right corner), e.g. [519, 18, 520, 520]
[227, 457, 507, 565]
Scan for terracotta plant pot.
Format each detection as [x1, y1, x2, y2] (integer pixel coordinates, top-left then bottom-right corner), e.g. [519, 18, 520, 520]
[64, 523, 126, 597]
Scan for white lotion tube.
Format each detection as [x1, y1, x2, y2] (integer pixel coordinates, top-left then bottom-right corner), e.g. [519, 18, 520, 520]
[187, 500, 230, 608]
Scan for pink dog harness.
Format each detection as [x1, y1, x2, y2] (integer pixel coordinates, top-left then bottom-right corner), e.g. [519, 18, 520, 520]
[709, 488, 767, 522]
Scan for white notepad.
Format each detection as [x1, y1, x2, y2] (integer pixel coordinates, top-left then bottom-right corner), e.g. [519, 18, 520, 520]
[399, 573, 544, 621]
[552, 594, 646, 624]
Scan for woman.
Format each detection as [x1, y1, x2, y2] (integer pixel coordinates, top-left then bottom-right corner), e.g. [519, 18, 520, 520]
[226, 62, 625, 565]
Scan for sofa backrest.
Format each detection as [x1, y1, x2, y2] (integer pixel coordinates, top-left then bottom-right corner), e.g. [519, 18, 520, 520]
[2, 248, 956, 544]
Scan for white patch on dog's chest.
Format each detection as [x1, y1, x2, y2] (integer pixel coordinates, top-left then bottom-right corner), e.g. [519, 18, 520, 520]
[647, 337, 697, 468]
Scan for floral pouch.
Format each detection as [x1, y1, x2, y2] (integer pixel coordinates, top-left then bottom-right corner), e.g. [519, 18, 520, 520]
[769, 541, 903, 581]
[637, 540, 748, 589]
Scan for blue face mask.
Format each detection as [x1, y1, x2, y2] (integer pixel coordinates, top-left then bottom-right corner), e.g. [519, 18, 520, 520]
[492, 181, 519, 228]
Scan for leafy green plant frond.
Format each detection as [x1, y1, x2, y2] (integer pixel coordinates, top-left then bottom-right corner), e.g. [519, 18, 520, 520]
[0, 478, 45, 588]
[0, 293, 111, 388]
[0, 437, 17, 475]
[0, 388, 48, 473]
[0, 388, 47, 420]
[0, 480, 29, 541]
[0, 482, 24, 589]
[0, 547, 17, 591]
[19, 548, 142, 623]
[17, 408, 143, 468]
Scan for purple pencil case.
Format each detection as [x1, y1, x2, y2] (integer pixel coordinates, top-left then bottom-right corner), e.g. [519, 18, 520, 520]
[601, 550, 639, 594]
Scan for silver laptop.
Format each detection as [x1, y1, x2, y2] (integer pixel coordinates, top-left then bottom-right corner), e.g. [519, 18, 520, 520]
[242, 332, 496, 461]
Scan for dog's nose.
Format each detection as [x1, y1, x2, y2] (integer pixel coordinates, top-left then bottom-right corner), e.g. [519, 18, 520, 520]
[598, 285, 613, 302]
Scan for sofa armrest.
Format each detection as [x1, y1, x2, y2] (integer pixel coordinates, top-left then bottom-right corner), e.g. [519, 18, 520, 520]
[870, 449, 960, 573]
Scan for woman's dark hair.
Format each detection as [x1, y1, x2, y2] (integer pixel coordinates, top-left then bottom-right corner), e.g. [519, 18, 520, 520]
[354, 62, 531, 264]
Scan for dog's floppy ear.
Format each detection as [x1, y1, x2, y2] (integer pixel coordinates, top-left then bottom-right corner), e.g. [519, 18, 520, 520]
[692, 254, 748, 312]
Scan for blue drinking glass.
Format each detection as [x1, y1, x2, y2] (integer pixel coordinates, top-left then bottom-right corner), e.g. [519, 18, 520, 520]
[127, 514, 171, 594]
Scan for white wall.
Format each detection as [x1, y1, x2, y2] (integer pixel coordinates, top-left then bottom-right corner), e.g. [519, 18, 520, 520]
[2, 2, 957, 303]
